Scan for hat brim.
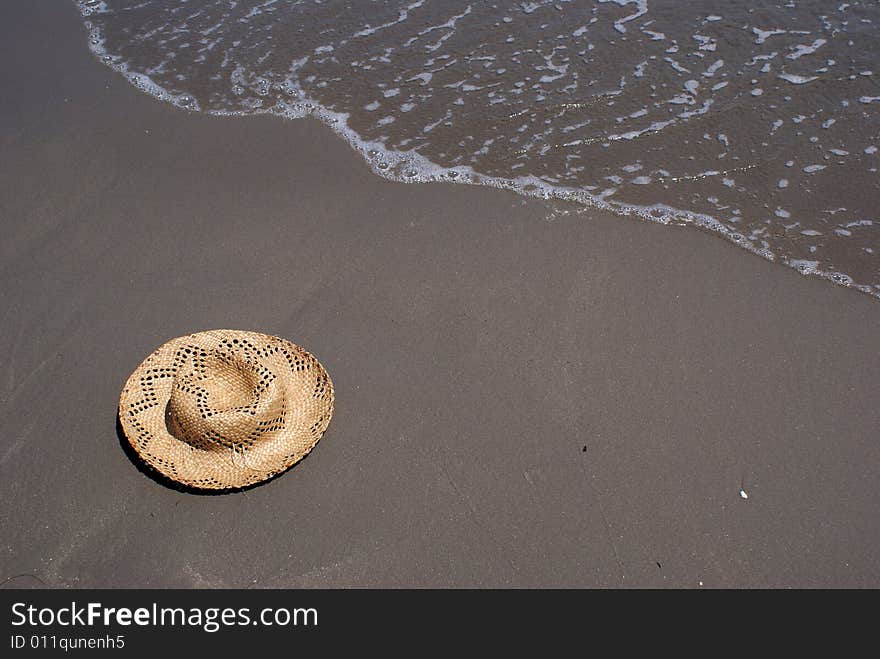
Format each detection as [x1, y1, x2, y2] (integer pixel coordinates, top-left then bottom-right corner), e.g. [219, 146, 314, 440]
[118, 330, 334, 491]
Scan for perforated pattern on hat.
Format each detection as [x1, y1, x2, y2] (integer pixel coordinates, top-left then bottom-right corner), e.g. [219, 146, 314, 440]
[119, 330, 334, 490]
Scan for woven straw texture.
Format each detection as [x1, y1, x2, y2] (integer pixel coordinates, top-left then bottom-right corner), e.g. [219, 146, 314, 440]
[119, 330, 334, 490]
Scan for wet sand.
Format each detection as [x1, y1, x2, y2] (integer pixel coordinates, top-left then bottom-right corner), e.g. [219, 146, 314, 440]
[1, 1, 878, 588]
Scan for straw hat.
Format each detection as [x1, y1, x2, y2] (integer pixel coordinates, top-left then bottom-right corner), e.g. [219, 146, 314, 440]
[118, 330, 334, 490]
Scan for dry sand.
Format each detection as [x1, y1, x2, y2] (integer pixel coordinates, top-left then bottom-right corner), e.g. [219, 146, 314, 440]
[1, 1, 878, 588]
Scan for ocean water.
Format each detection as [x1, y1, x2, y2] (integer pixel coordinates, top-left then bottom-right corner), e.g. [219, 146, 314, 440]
[75, 0, 879, 297]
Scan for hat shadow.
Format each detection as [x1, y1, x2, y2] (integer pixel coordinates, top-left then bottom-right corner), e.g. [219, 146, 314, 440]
[115, 414, 310, 496]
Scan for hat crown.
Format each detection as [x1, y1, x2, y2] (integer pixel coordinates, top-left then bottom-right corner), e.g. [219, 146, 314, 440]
[165, 349, 287, 452]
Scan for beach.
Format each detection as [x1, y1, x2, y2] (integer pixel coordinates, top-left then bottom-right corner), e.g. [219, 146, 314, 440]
[1, 0, 879, 588]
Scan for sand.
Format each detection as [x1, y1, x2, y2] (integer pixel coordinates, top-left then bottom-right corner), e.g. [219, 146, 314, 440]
[1, 1, 878, 588]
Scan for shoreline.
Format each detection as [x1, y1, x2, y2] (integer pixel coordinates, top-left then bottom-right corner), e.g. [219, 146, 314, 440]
[1, 1, 879, 588]
[76, 3, 880, 302]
